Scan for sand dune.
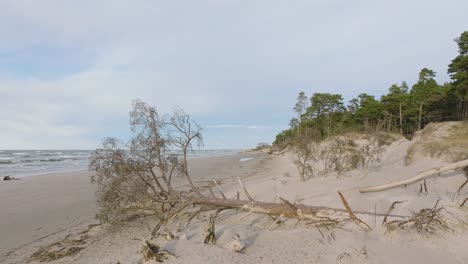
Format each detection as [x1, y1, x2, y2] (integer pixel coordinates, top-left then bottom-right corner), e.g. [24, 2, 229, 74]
[2, 124, 468, 263]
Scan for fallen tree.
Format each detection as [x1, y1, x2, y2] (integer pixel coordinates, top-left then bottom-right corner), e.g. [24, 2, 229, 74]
[359, 159, 468, 193]
[83, 99, 420, 264]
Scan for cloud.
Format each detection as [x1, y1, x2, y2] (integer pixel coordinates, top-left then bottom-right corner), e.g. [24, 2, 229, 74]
[0, 0, 467, 149]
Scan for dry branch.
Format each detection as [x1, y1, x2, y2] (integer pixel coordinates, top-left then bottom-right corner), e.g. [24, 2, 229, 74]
[382, 201, 405, 224]
[337, 191, 371, 231]
[359, 159, 468, 193]
[213, 180, 227, 199]
[460, 198, 468, 207]
[203, 213, 216, 244]
[237, 176, 254, 201]
[454, 176, 468, 201]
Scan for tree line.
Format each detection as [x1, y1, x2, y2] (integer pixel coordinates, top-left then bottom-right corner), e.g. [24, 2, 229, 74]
[274, 31, 468, 146]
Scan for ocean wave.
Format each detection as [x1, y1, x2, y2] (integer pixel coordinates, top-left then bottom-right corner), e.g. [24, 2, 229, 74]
[39, 158, 65, 162]
[0, 160, 15, 164]
[41, 152, 63, 156]
[59, 155, 82, 159]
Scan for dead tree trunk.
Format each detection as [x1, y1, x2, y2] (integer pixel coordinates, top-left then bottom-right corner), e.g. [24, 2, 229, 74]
[359, 159, 468, 193]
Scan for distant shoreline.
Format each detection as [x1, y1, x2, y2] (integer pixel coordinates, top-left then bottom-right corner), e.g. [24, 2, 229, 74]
[0, 149, 243, 178]
[0, 151, 265, 260]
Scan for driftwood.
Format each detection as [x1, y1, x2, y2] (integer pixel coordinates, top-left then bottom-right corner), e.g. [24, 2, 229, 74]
[154, 190, 404, 228]
[203, 213, 217, 244]
[337, 191, 371, 231]
[359, 159, 468, 193]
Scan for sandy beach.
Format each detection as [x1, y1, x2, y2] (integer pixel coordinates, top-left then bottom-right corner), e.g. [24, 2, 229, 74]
[0, 152, 265, 263]
[1, 123, 468, 264]
[0, 170, 98, 258]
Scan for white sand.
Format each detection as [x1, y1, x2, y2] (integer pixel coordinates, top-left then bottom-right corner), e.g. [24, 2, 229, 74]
[3, 125, 468, 264]
[0, 171, 98, 258]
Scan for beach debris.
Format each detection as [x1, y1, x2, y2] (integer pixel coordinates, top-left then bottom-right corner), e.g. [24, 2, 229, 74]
[359, 159, 468, 193]
[336, 247, 369, 264]
[141, 240, 175, 263]
[237, 176, 254, 201]
[382, 201, 406, 224]
[453, 167, 468, 200]
[203, 212, 218, 244]
[419, 179, 429, 195]
[213, 179, 227, 199]
[460, 197, 468, 207]
[160, 228, 175, 240]
[224, 234, 245, 252]
[385, 200, 453, 236]
[268, 214, 285, 230]
[3, 175, 19, 181]
[29, 230, 89, 262]
[338, 191, 371, 231]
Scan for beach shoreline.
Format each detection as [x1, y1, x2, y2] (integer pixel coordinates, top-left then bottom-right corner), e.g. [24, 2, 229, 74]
[0, 152, 264, 261]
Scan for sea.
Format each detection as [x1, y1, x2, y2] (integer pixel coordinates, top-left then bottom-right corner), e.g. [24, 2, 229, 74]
[0, 149, 241, 177]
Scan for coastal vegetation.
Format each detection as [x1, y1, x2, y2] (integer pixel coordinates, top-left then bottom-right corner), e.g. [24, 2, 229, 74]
[275, 31, 468, 148]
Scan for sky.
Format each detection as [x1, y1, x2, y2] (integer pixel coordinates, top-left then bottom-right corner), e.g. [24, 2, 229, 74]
[0, 1, 467, 150]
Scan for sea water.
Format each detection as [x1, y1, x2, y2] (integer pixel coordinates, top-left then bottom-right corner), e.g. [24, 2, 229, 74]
[0, 149, 240, 177]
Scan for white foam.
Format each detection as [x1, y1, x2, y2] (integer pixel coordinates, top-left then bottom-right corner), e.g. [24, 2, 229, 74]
[239, 157, 254, 162]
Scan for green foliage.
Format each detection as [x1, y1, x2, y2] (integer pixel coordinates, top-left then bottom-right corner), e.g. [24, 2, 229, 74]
[448, 31, 468, 119]
[274, 31, 467, 147]
[302, 93, 345, 137]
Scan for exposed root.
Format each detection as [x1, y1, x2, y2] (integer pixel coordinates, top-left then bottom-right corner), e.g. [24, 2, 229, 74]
[382, 201, 406, 225]
[385, 200, 454, 236]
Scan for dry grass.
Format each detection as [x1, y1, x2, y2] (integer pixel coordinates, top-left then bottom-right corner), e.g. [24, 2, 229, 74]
[292, 132, 401, 180]
[406, 121, 468, 164]
[29, 230, 89, 262]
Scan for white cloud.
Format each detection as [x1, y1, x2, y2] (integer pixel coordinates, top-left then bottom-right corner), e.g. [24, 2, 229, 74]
[0, 0, 467, 149]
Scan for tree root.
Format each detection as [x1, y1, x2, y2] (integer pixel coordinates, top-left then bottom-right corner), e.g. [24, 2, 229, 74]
[385, 200, 454, 236]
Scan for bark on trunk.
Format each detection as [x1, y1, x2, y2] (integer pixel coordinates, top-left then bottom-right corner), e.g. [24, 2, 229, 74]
[399, 102, 403, 135]
[418, 101, 423, 130]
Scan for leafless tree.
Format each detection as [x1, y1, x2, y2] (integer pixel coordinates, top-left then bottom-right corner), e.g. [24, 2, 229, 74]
[292, 135, 318, 181]
[165, 107, 203, 196]
[89, 99, 203, 222]
[89, 100, 373, 240]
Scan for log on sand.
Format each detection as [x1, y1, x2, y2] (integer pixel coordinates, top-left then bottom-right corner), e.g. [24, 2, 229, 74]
[359, 159, 468, 193]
